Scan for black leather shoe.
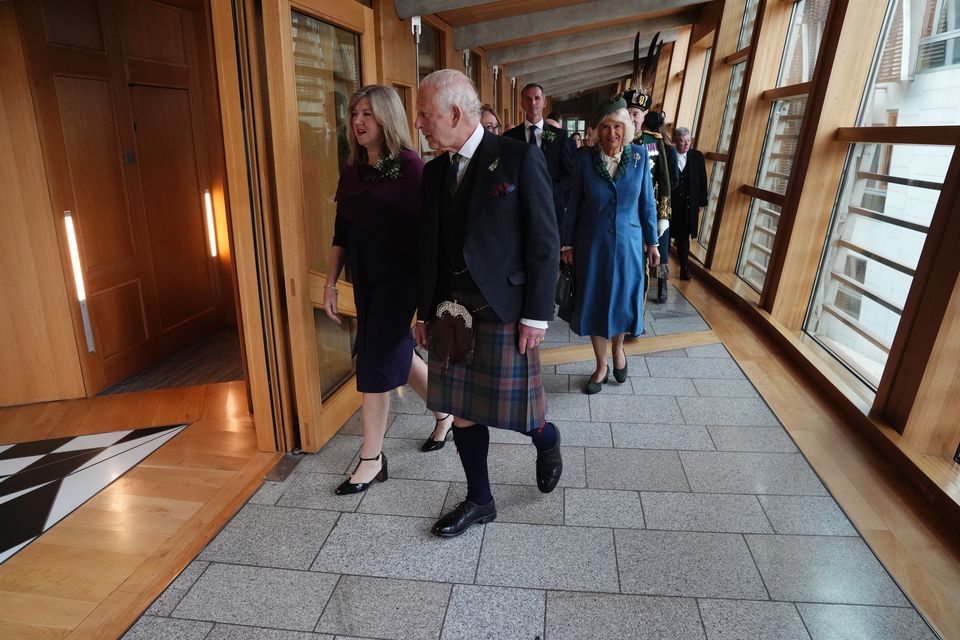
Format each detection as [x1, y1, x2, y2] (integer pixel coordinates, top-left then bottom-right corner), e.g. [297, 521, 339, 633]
[432, 499, 497, 537]
[421, 414, 453, 452]
[335, 452, 388, 495]
[679, 268, 692, 281]
[536, 426, 562, 493]
[613, 355, 628, 384]
[656, 277, 668, 303]
[585, 366, 609, 394]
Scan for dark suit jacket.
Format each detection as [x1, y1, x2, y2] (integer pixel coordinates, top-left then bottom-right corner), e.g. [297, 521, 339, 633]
[503, 122, 575, 226]
[418, 130, 560, 324]
[670, 149, 708, 238]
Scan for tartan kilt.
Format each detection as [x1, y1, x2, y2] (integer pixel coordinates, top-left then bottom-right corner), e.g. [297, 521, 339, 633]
[427, 320, 547, 433]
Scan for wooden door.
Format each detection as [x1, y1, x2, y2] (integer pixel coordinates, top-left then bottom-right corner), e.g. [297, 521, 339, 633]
[261, 0, 377, 451]
[16, 0, 226, 393]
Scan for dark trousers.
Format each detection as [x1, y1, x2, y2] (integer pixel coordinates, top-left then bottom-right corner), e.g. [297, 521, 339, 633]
[675, 231, 691, 272]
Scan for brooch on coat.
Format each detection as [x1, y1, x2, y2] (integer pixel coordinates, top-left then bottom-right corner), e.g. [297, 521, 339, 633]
[488, 157, 500, 171]
[490, 182, 516, 197]
[633, 152, 642, 168]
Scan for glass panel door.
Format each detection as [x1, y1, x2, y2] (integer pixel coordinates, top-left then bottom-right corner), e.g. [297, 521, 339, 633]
[264, 0, 375, 451]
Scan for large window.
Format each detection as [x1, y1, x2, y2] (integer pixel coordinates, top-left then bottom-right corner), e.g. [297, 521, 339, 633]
[737, 0, 831, 292]
[918, 0, 960, 70]
[806, 0, 960, 388]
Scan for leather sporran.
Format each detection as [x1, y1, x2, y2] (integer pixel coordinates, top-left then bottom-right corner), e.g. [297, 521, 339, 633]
[555, 262, 574, 307]
[431, 300, 475, 375]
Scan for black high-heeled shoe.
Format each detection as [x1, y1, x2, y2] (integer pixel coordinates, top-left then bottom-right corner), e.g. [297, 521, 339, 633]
[421, 414, 453, 452]
[585, 366, 609, 394]
[613, 349, 628, 383]
[335, 452, 388, 495]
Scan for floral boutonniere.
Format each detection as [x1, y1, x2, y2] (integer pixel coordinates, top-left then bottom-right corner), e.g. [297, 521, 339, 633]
[374, 154, 402, 179]
[542, 129, 557, 144]
[488, 157, 500, 172]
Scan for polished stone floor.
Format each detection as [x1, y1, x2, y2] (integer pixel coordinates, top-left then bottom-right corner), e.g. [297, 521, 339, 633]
[125, 332, 938, 639]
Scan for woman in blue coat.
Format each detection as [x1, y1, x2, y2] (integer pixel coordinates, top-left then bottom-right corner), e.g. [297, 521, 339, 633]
[560, 97, 660, 394]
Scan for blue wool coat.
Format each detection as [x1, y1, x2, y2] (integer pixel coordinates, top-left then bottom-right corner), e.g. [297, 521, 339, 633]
[560, 144, 658, 338]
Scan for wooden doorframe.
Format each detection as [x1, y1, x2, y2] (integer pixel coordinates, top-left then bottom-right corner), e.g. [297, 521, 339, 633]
[261, 0, 374, 452]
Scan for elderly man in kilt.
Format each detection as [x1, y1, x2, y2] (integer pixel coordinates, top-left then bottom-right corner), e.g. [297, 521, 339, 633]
[414, 69, 562, 538]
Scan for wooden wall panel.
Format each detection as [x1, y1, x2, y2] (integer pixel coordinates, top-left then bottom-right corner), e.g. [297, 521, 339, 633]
[117, 0, 186, 65]
[89, 280, 148, 357]
[662, 26, 691, 128]
[39, 0, 104, 51]
[675, 33, 710, 132]
[130, 84, 215, 330]
[0, 1, 86, 405]
[652, 42, 672, 108]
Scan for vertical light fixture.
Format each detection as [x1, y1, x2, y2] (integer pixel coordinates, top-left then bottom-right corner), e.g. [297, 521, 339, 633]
[64, 211, 95, 352]
[204, 189, 218, 257]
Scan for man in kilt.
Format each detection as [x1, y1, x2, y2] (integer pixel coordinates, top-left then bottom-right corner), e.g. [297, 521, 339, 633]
[414, 69, 563, 538]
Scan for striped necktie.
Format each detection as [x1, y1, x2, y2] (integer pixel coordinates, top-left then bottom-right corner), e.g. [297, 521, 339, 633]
[447, 153, 462, 197]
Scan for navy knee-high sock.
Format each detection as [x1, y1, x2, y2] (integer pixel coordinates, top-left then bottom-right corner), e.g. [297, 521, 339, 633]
[452, 423, 492, 506]
[529, 420, 558, 451]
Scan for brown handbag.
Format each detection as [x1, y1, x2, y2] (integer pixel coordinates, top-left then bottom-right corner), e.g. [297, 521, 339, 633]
[431, 300, 476, 375]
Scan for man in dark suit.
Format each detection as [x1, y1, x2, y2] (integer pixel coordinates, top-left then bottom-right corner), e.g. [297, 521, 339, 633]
[670, 127, 708, 280]
[503, 83, 575, 228]
[414, 70, 562, 538]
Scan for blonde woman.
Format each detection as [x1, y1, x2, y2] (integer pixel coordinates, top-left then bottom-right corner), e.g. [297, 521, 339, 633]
[325, 85, 453, 495]
[559, 97, 660, 394]
[480, 103, 502, 134]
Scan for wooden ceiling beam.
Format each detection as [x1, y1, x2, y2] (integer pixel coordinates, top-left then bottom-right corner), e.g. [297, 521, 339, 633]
[395, 0, 501, 20]
[537, 61, 634, 88]
[486, 9, 698, 66]
[508, 29, 679, 77]
[454, 0, 703, 49]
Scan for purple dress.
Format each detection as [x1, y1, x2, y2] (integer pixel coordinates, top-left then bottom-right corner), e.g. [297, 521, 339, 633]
[333, 149, 424, 392]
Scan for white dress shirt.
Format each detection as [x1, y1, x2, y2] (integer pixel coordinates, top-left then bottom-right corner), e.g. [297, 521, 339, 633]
[677, 151, 687, 173]
[523, 118, 545, 147]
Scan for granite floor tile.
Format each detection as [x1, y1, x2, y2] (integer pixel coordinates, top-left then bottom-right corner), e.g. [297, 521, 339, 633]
[570, 374, 636, 394]
[680, 397, 780, 426]
[565, 488, 645, 528]
[589, 395, 685, 424]
[443, 482, 564, 525]
[643, 356, 745, 379]
[615, 529, 767, 599]
[757, 496, 858, 536]
[477, 523, 619, 592]
[797, 603, 937, 640]
[172, 564, 338, 631]
[311, 513, 481, 583]
[276, 472, 364, 512]
[385, 413, 438, 439]
[248, 480, 285, 505]
[316, 575, 450, 640]
[641, 492, 773, 534]
[684, 344, 731, 358]
[698, 599, 810, 640]
[745, 535, 909, 605]
[611, 423, 715, 450]
[372, 438, 466, 482]
[487, 443, 586, 488]
[642, 348, 690, 358]
[388, 386, 430, 414]
[340, 410, 396, 437]
[629, 376, 699, 396]
[121, 616, 213, 640]
[146, 561, 209, 616]
[356, 478, 449, 518]
[556, 359, 609, 375]
[544, 592, 706, 640]
[441, 585, 545, 640]
[544, 393, 592, 420]
[707, 426, 799, 452]
[585, 448, 690, 491]
[648, 321, 711, 335]
[692, 378, 759, 398]
[541, 373, 570, 393]
[198, 504, 339, 570]
[486, 427, 533, 444]
[680, 451, 828, 495]
[206, 626, 333, 640]
[295, 435, 362, 475]
[553, 420, 613, 447]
